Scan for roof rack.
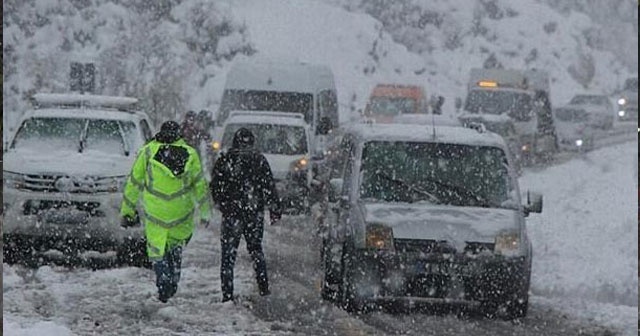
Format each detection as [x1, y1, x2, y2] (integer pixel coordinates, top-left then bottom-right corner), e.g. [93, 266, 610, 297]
[31, 93, 139, 112]
[228, 110, 305, 120]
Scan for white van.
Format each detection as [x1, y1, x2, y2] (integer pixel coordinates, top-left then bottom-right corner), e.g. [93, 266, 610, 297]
[217, 60, 338, 136]
[214, 111, 313, 213]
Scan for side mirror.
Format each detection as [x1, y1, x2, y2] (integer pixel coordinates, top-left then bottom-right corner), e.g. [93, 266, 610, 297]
[454, 97, 462, 111]
[328, 178, 343, 203]
[316, 117, 333, 135]
[523, 191, 543, 216]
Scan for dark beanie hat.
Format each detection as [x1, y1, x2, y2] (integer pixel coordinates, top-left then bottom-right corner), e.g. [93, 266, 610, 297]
[155, 121, 181, 143]
[232, 127, 255, 149]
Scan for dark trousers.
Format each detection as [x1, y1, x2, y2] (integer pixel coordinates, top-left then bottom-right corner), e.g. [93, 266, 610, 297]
[153, 245, 183, 300]
[220, 213, 269, 301]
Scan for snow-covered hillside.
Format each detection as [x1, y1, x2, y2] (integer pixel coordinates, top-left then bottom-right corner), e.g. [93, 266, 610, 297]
[3, 0, 637, 141]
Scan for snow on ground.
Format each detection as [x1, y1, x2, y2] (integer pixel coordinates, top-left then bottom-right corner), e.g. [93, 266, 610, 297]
[520, 140, 638, 335]
[3, 214, 294, 335]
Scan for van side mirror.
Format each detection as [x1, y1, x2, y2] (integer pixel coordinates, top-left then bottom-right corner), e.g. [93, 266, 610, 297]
[317, 117, 333, 135]
[523, 191, 543, 217]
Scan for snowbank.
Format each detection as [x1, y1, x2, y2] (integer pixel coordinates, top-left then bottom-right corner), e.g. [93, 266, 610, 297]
[4, 315, 75, 336]
[521, 140, 638, 333]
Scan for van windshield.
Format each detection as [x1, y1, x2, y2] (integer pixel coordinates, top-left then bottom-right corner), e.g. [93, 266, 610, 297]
[12, 117, 136, 155]
[220, 90, 313, 123]
[222, 123, 308, 155]
[367, 97, 417, 116]
[464, 89, 533, 122]
[360, 141, 513, 208]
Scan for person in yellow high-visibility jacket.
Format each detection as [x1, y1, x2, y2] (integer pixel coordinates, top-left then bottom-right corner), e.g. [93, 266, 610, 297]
[120, 121, 211, 303]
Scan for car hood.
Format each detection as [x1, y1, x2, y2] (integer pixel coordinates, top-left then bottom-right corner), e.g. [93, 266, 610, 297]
[361, 202, 520, 245]
[264, 154, 306, 180]
[3, 148, 135, 177]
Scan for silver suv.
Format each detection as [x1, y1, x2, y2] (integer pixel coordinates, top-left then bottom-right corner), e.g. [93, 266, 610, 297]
[3, 93, 155, 268]
[319, 123, 542, 318]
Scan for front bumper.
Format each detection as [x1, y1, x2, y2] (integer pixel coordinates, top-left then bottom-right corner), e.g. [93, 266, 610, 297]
[347, 248, 529, 304]
[3, 187, 143, 249]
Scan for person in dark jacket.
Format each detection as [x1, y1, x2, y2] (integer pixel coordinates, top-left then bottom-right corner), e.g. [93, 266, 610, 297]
[210, 127, 281, 302]
[181, 111, 210, 157]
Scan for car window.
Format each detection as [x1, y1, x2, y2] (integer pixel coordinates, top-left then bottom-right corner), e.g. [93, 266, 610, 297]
[319, 89, 338, 125]
[464, 90, 533, 122]
[359, 141, 512, 208]
[140, 119, 153, 141]
[219, 90, 314, 124]
[84, 119, 134, 155]
[222, 123, 308, 155]
[368, 97, 417, 116]
[12, 117, 85, 151]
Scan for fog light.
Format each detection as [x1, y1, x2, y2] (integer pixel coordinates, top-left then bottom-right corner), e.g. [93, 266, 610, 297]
[575, 139, 583, 147]
[617, 98, 626, 105]
[618, 110, 625, 117]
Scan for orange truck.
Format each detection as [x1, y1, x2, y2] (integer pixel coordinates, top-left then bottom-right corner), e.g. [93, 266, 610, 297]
[363, 84, 441, 123]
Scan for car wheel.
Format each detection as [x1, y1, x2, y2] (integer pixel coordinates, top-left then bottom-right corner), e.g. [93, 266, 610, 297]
[117, 237, 151, 268]
[339, 244, 370, 313]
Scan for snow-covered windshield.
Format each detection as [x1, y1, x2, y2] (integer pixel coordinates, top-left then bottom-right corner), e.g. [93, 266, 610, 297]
[360, 141, 512, 208]
[569, 95, 608, 106]
[12, 117, 137, 155]
[464, 89, 533, 121]
[368, 97, 417, 116]
[222, 123, 308, 155]
[219, 90, 313, 123]
[555, 108, 589, 122]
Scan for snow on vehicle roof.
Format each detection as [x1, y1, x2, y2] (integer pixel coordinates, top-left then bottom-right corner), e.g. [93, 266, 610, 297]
[345, 123, 507, 148]
[32, 93, 138, 110]
[225, 60, 334, 93]
[391, 114, 462, 127]
[25, 107, 145, 122]
[458, 113, 513, 123]
[225, 110, 309, 127]
[469, 68, 528, 90]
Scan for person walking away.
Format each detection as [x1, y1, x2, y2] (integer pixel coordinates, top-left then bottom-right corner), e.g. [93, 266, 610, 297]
[210, 127, 281, 302]
[120, 121, 211, 303]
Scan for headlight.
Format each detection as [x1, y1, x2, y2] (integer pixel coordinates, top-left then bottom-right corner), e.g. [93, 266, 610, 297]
[618, 110, 625, 117]
[366, 224, 395, 250]
[617, 98, 626, 106]
[3, 171, 25, 189]
[494, 232, 520, 256]
[575, 139, 583, 147]
[211, 141, 221, 151]
[291, 157, 309, 172]
[521, 144, 530, 152]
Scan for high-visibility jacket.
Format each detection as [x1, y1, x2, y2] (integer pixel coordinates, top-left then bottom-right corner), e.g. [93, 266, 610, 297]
[120, 138, 211, 260]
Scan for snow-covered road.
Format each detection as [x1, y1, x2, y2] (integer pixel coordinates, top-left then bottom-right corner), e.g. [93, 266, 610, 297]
[4, 139, 636, 336]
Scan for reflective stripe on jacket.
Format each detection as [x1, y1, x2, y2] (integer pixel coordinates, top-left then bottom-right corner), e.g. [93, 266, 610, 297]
[121, 138, 211, 260]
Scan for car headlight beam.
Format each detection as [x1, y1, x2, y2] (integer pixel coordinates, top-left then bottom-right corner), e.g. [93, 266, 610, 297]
[3, 171, 25, 189]
[494, 232, 520, 256]
[617, 98, 626, 106]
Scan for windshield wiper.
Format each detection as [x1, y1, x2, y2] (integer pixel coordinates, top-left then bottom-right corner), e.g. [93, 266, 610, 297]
[422, 176, 492, 208]
[373, 170, 441, 204]
[78, 121, 89, 153]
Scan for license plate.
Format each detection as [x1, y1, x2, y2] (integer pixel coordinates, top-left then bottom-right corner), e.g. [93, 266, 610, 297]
[415, 261, 449, 275]
[38, 209, 89, 225]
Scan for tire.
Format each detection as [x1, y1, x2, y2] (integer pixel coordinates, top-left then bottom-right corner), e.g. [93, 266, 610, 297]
[320, 240, 340, 302]
[338, 244, 368, 313]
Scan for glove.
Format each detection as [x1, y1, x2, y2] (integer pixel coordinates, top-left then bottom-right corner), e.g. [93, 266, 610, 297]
[120, 214, 139, 228]
[269, 210, 281, 225]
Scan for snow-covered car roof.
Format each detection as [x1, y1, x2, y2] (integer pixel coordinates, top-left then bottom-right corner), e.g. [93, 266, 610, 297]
[344, 123, 507, 148]
[390, 114, 462, 127]
[224, 110, 309, 128]
[24, 107, 147, 122]
[225, 60, 334, 93]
